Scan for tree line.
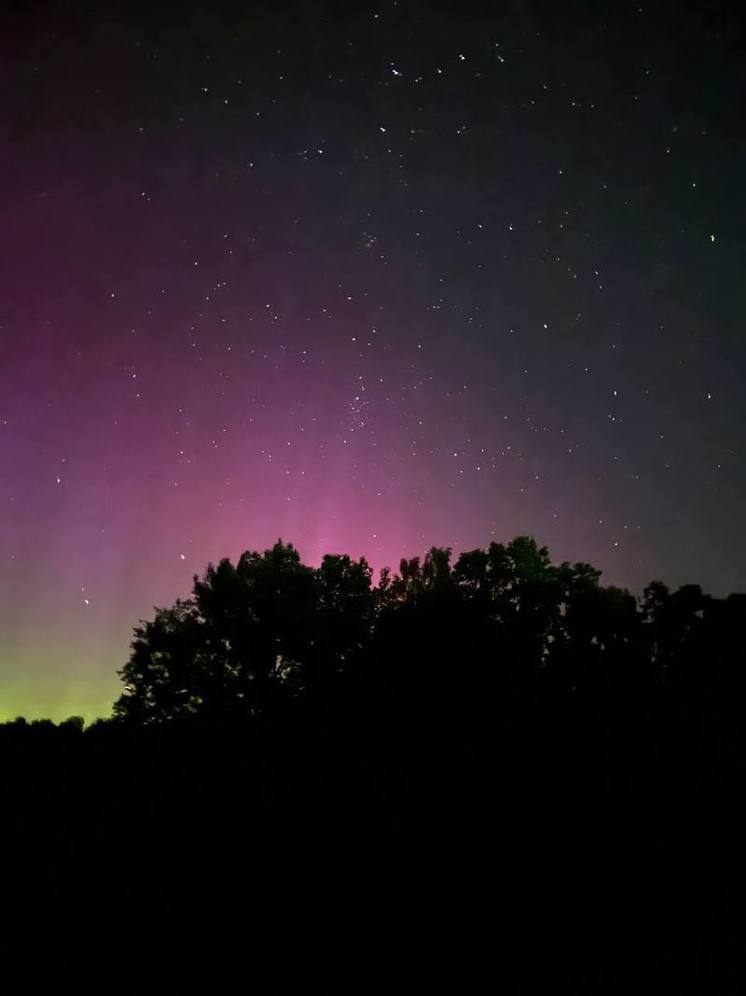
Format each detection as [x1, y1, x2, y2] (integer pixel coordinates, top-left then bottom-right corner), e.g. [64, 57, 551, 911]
[2, 536, 745, 989]
[113, 536, 746, 727]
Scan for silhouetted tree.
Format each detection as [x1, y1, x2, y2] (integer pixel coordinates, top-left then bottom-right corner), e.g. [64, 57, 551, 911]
[115, 540, 373, 721]
[114, 534, 744, 726]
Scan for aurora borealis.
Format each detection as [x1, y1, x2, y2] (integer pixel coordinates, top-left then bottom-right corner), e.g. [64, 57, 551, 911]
[2, 1, 746, 719]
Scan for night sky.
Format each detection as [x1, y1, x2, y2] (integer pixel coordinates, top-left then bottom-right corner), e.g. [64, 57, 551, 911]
[2, 0, 745, 720]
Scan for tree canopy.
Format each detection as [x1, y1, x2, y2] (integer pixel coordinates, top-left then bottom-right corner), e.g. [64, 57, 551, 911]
[114, 536, 742, 725]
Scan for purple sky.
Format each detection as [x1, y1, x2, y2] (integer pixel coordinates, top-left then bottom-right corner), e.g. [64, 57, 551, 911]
[2, 1, 746, 719]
